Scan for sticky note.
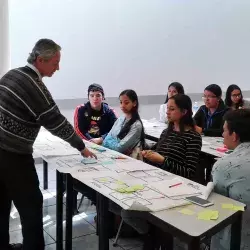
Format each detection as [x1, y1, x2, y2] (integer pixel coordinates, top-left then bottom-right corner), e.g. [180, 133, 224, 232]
[116, 180, 125, 185]
[130, 184, 144, 191]
[221, 204, 244, 211]
[115, 187, 126, 193]
[81, 158, 98, 164]
[222, 203, 234, 209]
[198, 210, 219, 221]
[101, 160, 115, 165]
[179, 208, 195, 215]
[125, 187, 136, 193]
[232, 206, 245, 211]
[210, 211, 219, 220]
[99, 178, 109, 183]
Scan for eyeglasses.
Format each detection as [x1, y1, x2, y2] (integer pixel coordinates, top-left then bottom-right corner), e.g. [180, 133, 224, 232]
[202, 95, 217, 100]
[231, 94, 241, 98]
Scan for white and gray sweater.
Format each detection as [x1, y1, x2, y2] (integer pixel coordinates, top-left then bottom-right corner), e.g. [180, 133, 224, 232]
[0, 66, 85, 154]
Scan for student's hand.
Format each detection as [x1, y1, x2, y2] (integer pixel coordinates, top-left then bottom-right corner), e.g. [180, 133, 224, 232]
[89, 137, 103, 145]
[142, 150, 165, 164]
[195, 125, 203, 134]
[81, 148, 97, 159]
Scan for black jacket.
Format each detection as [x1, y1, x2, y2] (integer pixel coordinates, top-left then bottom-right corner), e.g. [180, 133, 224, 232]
[194, 101, 229, 137]
[74, 102, 117, 140]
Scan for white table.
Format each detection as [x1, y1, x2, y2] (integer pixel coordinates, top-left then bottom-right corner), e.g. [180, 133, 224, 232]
[33, 130, 245, 250]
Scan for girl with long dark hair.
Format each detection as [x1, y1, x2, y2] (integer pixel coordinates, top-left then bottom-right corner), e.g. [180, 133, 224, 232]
[225, 84, 250, 110]
[103, 89, 145, 156]
[143, 94, 202, 180]
[159, 82, 184, 122]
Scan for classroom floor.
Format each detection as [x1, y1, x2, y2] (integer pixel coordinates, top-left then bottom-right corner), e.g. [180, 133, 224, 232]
[8, 107, 187, 250]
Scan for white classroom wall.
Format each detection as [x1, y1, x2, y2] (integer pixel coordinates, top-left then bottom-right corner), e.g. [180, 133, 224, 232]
[8, 0, 250, 100]
[0, 0, 10, 78]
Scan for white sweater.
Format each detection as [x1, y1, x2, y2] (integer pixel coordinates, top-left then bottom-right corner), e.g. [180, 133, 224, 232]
[159, 104, 168, 123]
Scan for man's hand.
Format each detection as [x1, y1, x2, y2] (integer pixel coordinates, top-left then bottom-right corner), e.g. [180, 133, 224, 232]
[141, 150, 165, 164]
[81, 148, 97, 159]
[89, 137, 103, 145]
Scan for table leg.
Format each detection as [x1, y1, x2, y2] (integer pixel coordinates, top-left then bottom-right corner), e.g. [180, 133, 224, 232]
[56, 171, 63, 250]
[230, 212, 242, 250]
[96, 193, 110, 250]
[43, 160, 48, 190]
[65, 174, 73, 250]
[187, 238, 200, 250]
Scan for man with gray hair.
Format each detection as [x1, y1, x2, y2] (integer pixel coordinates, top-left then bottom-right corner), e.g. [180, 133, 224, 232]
[0, 39, 96, 250]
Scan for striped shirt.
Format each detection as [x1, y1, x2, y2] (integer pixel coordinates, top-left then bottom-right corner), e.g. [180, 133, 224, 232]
[0, 66, 85, 154]
[154, 128, 202, 179]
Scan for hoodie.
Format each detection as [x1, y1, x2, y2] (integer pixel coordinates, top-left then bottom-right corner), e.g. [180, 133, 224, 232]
[74, 102, 117, 140]
[194, 101, 229, 137]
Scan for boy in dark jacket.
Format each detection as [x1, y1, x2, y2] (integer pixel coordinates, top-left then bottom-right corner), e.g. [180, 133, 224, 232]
[74, 83, 117, 144]
[194, 84, 229, 137]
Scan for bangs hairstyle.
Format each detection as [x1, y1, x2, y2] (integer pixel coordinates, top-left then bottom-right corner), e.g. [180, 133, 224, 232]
[167, 94, 195, 134]
[225, 84, 243, 108]
[164, 82, 185, 104]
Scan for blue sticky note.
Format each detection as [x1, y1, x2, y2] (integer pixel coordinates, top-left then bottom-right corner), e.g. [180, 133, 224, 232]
[81, 158, 98, 164]
[101, 160, 115, 165]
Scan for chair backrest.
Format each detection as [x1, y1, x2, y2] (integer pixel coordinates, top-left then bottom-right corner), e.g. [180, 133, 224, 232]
[74, 104, 88, 140]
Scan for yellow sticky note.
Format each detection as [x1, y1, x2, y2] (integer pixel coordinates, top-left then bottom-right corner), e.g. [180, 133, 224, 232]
[222, 203, 234, 209]
[125, 187, 136, 193]
[233, 206, 245, 211]
[116, 180, 125, 185]
[198, 210, 219, 221]
[115, 187, 126, 193]
[179, 208, 195, 215]
[131, 184, 144, 191]
[210, 211, 219, 220]
[99, 178, 108, 182]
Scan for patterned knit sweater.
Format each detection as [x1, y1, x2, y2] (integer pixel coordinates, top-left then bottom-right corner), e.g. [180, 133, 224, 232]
[0, 66, 85, 154]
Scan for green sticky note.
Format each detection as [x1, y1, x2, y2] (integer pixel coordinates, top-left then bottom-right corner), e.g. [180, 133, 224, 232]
[179, 208, 195, 215]
[222, 203, 234, 209]
[233, 206, 245, 211]
[130, 184, 144, 191]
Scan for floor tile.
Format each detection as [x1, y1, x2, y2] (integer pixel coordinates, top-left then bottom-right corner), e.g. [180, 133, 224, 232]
[10, 229, 55, 245]
[111, 237, 143, 250]
[44, 216, 96, 241]
[42, 190, 57, 207]
[72, 234, 123, 250]
[78, 198, 96, 215]
[84, 212, 97, 228]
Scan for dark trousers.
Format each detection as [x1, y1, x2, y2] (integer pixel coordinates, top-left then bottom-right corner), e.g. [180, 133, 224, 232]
[0, 147, 44, 250]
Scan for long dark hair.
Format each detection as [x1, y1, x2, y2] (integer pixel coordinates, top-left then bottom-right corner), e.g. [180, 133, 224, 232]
[225, 84, 244, 109]
[167, 94, 195, 134]
[117, 89, 145, 148]
[164, 82, 185, 104]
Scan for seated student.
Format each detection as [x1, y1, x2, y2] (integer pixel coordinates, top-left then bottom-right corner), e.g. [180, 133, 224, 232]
[74, 83, 117, 144]
[194, 84, 229, 137]
[112, 95, 202, 250]
[225, 84, 250, 110]
[211, 109, 250, 250]
[159, 82, 184, 123]
[143, 94, 202, 180]
[103, 89, 145, 157]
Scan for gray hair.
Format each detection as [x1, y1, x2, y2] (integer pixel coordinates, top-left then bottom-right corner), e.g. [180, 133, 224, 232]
[27, 38, 61, 64]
